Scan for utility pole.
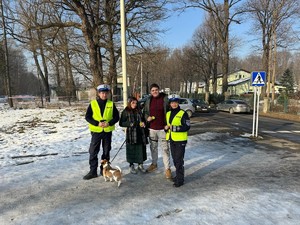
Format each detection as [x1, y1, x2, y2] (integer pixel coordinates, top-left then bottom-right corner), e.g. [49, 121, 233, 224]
[140, 55, 143, 98]
[120, 0, 128, 108]
[0, 0, 13, 107]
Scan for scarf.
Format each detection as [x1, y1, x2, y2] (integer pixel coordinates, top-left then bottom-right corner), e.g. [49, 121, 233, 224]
[126, 109, 148, 145]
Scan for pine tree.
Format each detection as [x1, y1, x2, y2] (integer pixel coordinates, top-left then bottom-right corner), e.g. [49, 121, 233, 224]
[280, 68, 295, 94]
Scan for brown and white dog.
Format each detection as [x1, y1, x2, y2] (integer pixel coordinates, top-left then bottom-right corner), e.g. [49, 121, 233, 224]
[101, 159, 122, 187]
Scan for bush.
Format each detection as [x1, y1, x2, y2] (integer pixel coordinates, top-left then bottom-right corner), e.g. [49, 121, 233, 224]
[277, 93, 287, 106]
[209, 93, 224, 105]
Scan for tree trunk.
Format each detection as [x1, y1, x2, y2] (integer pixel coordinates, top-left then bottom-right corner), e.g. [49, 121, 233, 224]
[271, 31, 277, 103]
[72, 1, 104, 88]
[221, 0, 229, 94]
[39, 38, 51, 102]
[212, 61, 218, 94]
[29, 29, 51, 102]
[0, 0, 13, 107]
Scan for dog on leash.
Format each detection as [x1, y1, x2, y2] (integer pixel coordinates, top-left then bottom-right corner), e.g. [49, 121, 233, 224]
[101, 159, 122, 187]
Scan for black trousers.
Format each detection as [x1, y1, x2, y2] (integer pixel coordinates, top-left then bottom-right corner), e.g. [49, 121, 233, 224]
[88, 131, 112, 175]
[170, 141, 186, 184]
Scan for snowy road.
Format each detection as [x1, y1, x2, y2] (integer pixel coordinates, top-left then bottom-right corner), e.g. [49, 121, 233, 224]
[0, 107, 299, 225]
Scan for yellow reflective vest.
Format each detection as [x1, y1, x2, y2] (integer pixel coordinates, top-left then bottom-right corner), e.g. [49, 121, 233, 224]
[166, 110, 188, 141]
[88, 100, 115, 132]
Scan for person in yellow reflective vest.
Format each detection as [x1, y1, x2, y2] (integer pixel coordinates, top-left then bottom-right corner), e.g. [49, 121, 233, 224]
[164, 95, 190, 187]
[83, 84, 119, 180]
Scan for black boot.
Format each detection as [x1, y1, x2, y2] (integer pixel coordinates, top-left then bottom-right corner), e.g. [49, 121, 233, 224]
[173, 182, 184, 187]
[83, 172, 97, 180]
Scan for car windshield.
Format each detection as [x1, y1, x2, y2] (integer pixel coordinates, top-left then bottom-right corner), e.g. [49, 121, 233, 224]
[235, 100, 247, 104]
[192, 99, 206, 104]
[179, 99, 188, 104]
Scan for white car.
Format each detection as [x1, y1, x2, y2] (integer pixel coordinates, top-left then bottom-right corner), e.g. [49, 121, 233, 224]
[177, 98, 195, 118]
[217, 99, 251, 114]
[0, 96, 8, 103]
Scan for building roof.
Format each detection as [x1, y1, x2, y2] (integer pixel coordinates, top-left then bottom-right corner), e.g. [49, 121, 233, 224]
[228, 77, 250, 86]
[211, 69, 251, 79]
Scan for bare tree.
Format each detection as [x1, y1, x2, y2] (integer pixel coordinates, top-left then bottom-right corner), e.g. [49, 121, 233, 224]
[142, 47, 170, 90]
[291, 52, 300, 90]
[191, 16, 221, 96]
[103, 0, 168, 98]
[0, 43, 41, 97]
[164, 48, 184, 92]
[165, 47, 196, 95]
[238, 54, 264, 72]
[5, 0, 55, 101]
[244, 0, 300, 102]
[27, 0, 168, 95]
[179, 0, 243, 95]
[0, 0, 13, 106]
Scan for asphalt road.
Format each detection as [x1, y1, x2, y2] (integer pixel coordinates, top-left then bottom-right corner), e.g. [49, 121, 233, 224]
[190, 110, 300, 150]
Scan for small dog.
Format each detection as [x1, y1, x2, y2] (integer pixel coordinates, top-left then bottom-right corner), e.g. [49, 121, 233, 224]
[101, 159, 122, 187]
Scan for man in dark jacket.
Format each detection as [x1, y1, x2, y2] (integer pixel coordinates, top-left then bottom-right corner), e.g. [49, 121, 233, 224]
[83, 84, 119, 180]
[143, 83, 172, 179]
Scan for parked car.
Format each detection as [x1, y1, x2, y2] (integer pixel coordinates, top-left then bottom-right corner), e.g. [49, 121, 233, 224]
[190, 99, 210, 112]
[0, 95, 8, 103]
[177, 98, 195, 118]
[216, 99, 251, 114]
[137, 96, 149, 109]
[139, 96, 195, 118]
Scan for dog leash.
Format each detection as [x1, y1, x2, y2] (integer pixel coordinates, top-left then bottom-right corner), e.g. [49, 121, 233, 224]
[110, 139, 126, 163]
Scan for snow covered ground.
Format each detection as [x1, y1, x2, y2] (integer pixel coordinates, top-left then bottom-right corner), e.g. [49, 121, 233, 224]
[0, 105, 300, 225]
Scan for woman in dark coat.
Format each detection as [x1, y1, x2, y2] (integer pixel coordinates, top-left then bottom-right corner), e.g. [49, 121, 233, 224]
[119, 97, 148, 174]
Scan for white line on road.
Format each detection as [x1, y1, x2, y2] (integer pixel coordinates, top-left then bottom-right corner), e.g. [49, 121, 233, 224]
[262, 130, 300, 134]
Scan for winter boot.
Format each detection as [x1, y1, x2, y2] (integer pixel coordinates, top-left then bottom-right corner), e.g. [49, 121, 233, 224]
[165, 168, 172, 179]
[83, 172, 97, 180]
[130, 165, 137, 174]
[146, 163, 157, 172]
[138, 164, 146, 173]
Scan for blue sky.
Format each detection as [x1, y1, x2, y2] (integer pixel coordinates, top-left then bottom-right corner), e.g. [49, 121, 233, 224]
[158, 7, 257, 58]
[159, 8, 204, 49]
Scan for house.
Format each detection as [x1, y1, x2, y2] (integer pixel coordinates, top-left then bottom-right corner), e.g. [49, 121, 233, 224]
[180, 69, 290, 96]
[179, 69, 254, 95]
[209, 69, 252, 95]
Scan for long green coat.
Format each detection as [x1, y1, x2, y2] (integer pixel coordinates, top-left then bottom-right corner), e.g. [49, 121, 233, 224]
[119, 107, 147, 164]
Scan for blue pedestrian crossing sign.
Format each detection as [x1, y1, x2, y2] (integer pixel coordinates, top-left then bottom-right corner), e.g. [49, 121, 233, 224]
[251, 71, 266, 86]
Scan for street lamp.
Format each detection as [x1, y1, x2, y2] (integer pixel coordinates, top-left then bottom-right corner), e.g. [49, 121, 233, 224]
[140, 55, 143, 98]
[120, 0, 127, 108]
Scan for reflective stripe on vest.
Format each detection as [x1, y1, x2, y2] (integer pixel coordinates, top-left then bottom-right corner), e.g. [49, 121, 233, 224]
[166, 110, 188, 141]
[88, 100, 115, 132]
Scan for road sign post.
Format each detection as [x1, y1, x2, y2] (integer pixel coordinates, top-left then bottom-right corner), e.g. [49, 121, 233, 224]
[251, 71, 266, 138]
[252, 86, 257, 137]
[255, 87, 261, 137]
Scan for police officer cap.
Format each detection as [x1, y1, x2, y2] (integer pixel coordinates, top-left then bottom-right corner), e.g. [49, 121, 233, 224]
[169, 94, 179, 102]
[97, 84, 110, 92]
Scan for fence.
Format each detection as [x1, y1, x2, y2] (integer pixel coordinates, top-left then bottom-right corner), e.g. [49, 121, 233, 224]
[0, 96, 90, 109]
